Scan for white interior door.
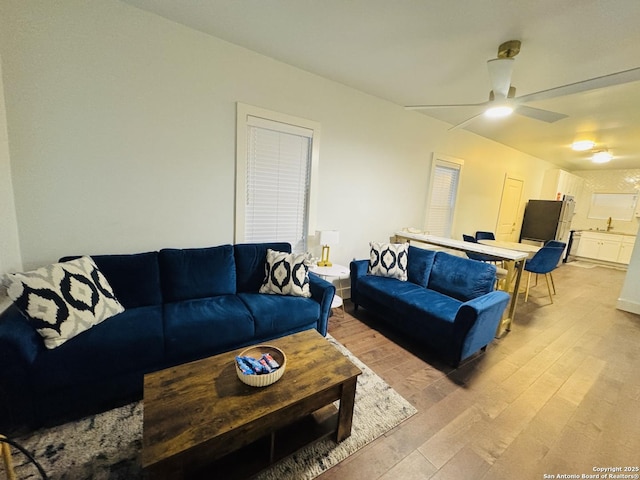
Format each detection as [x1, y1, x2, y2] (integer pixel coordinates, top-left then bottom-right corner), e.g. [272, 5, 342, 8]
[496, 174, 524, 241]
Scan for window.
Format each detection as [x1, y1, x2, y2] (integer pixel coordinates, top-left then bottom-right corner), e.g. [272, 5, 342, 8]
[235, 103, 320, 253]
[587, 192, 638, 221]
[424, 154, 463, 237]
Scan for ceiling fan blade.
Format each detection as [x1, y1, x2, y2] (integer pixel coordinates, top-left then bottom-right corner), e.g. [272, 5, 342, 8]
[515, 105, 568, 123]
[448, 111, 485, 131]
[487, 58, 514, 98]
[405, 102, 488, 110]
[518, 66, 640, 103]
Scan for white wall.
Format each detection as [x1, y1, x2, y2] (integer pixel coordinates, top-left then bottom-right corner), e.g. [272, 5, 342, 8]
[0, 0, 554, 273]
[438, 132, 553, 241]
[0, 53, 23, 311]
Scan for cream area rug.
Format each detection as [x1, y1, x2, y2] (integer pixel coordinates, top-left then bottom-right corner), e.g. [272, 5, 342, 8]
[4, 335, 417, 480]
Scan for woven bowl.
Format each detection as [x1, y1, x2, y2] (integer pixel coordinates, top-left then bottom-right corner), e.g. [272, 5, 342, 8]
[236, 345, 287, 387]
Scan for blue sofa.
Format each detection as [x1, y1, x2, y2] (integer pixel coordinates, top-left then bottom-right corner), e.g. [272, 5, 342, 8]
[0, 242, 335, 431]
[350, 247, 510, 366]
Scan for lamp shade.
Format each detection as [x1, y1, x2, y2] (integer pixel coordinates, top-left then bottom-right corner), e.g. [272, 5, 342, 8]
[318, 230, 339, 245]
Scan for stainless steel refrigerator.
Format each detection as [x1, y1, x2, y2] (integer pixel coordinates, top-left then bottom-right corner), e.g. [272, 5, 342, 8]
[519, 196, 575, 244]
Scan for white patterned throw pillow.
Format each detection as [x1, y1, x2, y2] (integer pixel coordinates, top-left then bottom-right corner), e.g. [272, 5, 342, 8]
[368, 242, 409, 281]
[6, 256, 125, 349]
[259, 249, 311, 297]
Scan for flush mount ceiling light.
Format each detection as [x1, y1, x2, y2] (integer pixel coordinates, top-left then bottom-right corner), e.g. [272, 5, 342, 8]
[571, 140, 596, 151]
[592, 150, 613, 163]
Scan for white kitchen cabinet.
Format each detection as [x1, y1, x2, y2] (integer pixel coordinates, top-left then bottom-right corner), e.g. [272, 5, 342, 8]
[540, 169, 584, 200]
[576, 231, 636, 265]
[577, 235, 603, 259]
[599, 237, 624, 262]
[617, 236, 637, 264]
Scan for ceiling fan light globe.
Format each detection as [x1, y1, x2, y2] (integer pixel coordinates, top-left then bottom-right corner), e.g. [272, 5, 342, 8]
[484, 105, 513, 118]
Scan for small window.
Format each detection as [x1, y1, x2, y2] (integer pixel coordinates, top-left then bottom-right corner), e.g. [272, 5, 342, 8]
[235, 104, 320, 252]
[424, 154, 463, 237]
[587, 192, 638, 221]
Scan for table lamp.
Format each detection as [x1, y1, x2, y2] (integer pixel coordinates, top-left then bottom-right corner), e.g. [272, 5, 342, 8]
[317, 230, 339, 267]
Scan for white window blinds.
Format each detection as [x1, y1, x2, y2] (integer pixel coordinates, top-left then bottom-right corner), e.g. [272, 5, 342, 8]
[244, 116, 313, 252]
[425, 159, 462, 237]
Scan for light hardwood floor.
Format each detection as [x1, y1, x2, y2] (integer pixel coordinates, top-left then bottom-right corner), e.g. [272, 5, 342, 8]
[319, 261, 640, 480]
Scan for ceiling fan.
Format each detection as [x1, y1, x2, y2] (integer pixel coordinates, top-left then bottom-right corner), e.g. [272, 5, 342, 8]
[405, 40, 640, 130]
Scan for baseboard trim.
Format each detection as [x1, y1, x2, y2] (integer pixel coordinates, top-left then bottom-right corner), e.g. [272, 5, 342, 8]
[616, 298, 640, 315]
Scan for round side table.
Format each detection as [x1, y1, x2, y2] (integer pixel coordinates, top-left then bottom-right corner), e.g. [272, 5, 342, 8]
[310, 264, 349, 313]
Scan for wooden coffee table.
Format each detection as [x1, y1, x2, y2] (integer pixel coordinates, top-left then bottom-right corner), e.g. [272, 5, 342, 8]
[142, 329, 362, 479]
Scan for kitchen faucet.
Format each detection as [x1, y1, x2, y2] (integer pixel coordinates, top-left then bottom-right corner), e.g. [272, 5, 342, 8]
[606, 217, 613, 231]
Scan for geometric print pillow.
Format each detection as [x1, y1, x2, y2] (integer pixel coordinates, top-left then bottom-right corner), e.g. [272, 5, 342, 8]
[368, 242, 409, 281]
[259, 249, 311, 298]
[5, 256, 125, 349]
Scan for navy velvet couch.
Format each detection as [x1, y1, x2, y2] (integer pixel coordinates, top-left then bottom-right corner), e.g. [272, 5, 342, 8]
[350, 246, 510, 366]
[0, 242, 335, 432]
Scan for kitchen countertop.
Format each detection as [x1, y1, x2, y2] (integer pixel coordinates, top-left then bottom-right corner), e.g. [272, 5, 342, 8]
[572, 229, 636, 236]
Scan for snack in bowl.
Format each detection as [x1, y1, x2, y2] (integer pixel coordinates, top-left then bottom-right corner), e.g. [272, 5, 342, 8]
[235, 345, 286, 387]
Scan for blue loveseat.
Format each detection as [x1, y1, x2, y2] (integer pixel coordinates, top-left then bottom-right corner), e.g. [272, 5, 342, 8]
[350, 246, 510, 366]
[0, 242, 335, 431]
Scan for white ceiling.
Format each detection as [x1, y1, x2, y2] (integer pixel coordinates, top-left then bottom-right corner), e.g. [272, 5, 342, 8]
[122, 0, 640, 171]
